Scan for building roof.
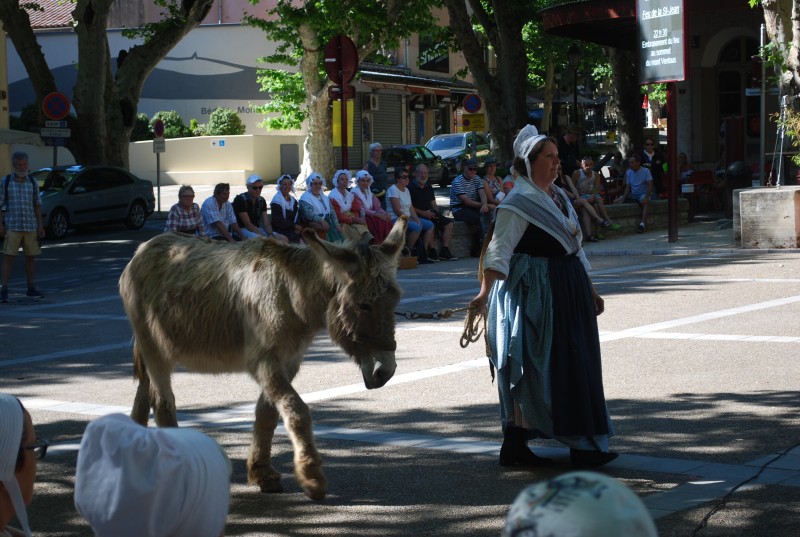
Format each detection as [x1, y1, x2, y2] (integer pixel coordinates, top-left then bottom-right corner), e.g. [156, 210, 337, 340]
[25, 0, 74, 30]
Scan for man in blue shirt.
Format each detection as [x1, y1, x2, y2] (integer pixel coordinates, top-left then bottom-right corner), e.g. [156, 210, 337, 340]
[0, 151, 46, 302]
[622, 154, 653, 233]
[449, 159, 489, 256]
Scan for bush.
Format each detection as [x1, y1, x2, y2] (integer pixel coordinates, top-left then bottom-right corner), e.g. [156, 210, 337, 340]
[206, 107, 245, 136]
[9, 103, 41, 132]
[151, 110, 191, 139]
[131, 113, 152, 141]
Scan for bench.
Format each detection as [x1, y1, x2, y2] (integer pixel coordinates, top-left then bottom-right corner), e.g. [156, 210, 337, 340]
[433, 199, 689, 258]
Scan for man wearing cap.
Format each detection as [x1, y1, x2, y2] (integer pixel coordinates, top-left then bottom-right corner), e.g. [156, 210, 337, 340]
[409, 164, 457, 261]
[448, 159, 490, 256]
[557, 125, 581, 178]
[232, 175, 288, 242]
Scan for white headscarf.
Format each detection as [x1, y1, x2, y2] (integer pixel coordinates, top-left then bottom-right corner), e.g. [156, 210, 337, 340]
[270, 174, 297, 220]
[503, 471, 657, 537]
[74, 414, 231, 537]
[351, 170, 374, 211]
[300, 172, 331, 216]
[0, 394, 31, 537]
[513, 124, 548, 179]
[328, 169, 354, 213]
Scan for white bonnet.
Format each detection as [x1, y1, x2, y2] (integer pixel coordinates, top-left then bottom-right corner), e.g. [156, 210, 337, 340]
[0, 393, 31, 537]
[305, 172, 325, 191]
[503, 471, 657, 537]
[74, 414, 231, 537]
[333, 169, 352, 186]
[354, 169, 374, 188]
[276, 173, 294, 193]
[513, 124, 548, 179]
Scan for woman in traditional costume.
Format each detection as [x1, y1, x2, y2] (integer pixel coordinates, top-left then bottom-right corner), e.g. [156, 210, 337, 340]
[328, 169, 373, 244]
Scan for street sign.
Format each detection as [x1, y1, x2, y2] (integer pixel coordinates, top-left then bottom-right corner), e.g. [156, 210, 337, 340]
[45, 120, 68, 128]
[328, 85, 355, 100]
[43, 137, 66, 147]
[462, 93, 483, 114]
[40, 127, 71, 137]
[637, 0, 686, 83]
[323, 35, 358, 85]
[42, 92, 70, 121]
[153, 119, 165, 138]
[153, 138, 165, 153]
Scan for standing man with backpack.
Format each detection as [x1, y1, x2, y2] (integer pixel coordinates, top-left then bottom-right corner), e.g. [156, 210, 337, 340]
[0, 151, 45, 302]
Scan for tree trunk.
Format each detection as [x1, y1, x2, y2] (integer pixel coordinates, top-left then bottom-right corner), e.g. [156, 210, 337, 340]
[762, 0, 800, 94]
[607, 47, 643, 157]
[542, 61, 555, 135]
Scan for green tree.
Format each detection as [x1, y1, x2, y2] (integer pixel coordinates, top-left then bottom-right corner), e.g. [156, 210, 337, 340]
[207, 107, 246, 135]
[0, 0, 214, 167]
[245, 0, 440, 181]
[151, 110, 191, 139]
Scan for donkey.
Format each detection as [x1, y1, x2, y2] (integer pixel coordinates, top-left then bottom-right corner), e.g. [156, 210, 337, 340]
[119, 218, 407, 501]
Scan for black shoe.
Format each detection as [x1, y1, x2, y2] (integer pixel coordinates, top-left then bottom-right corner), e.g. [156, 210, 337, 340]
[499, 426, 552, 467]
[0, 286, 7, 303]
[427, 247, 440, 261]
[417, 258, 435, 265]
[439, 247, 457, 261]
[637, 223, 645, 233]
[570, 449, 619, 469]
[26, 287, 44, 299]
[586, 236, 599, 243]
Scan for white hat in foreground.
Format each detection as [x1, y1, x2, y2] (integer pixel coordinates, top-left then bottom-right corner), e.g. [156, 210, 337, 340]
[74, 413, 231, 537]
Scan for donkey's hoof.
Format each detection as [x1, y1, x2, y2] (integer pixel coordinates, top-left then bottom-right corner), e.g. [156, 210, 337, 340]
[258, 476, 284, 494]
[301, 477, 328, 501]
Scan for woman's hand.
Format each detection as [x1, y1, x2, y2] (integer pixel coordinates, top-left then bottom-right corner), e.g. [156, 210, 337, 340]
[470, 289, 489, 313]
[593, 290, 605, 316]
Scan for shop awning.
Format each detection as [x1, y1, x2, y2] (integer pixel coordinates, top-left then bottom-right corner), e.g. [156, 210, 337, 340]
[539, 0, 636, 50]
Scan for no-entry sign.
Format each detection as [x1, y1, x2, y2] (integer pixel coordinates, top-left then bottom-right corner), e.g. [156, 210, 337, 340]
[42, 92, 70, 121]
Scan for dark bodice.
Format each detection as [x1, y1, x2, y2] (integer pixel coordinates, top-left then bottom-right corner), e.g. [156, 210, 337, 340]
[513, 223, 569, 257]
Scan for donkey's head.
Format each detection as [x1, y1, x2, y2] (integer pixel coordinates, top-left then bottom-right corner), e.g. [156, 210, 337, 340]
[303, 219, 407, 389]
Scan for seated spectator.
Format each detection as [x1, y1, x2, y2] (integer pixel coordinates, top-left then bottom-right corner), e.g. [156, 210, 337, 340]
[201, 183, 243, 242]
[74, 413, 231, 537]
[328, 170, 372, 244]
[618, 154, 653, 233]
[678, 151, 694, 182]
[164, 185, 206, 237]
[1, 393, 41, 537]
[299, 173, 344, 243]
[233, 175, 288, 242]
[351, 170, 393, 245]
[386, 170, 434, 263]
[572, 156, 620, 240]
[269, 174, 303, 243]
[501, 162, 517, 197]
[641, 136, 665, 196]
[449, 158, 490, 257]
[503, 471, 657, 537]
[408, 164, 457, 261]
[481, 157, 502, 211]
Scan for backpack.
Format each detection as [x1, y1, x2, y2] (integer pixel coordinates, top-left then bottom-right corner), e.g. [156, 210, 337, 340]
[2, 174, 39, 211]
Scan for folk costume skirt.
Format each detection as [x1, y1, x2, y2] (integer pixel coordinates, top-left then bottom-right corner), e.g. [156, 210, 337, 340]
[487, 253, 613, 451]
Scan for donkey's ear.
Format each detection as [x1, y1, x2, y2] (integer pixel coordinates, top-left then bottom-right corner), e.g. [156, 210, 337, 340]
[379, 217, 407, 259]
[304, 229, 360, 272]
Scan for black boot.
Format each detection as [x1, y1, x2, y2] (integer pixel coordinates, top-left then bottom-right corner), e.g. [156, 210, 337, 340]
[499, 426, 552, 467]
[570, 448, 619, 469]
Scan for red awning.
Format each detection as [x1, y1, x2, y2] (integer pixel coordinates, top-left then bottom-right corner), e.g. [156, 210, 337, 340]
[539, 0, 636, 50]
[408, 86, 451, 96]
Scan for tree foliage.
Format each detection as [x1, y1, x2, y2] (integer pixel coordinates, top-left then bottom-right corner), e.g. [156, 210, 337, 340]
[131, 113, 152, 142]
[245, 0, 441, 180]
[0, 0, 214, 167]
[207, 107, 246, 135]
[152, 110, 191, 139]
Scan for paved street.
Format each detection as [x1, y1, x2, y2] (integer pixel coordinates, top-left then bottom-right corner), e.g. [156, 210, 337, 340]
[1, 217, 799, 536]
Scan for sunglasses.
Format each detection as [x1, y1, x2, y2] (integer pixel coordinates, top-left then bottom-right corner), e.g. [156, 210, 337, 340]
[250, 185, 263, 190]
[22, 438, 49, 460]
[467, 167, 477, 171]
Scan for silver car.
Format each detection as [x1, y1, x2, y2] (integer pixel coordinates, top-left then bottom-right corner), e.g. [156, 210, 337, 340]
[34, 165, 156, 239]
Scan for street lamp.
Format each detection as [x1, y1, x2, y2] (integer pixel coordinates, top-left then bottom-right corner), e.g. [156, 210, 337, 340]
[568, 44, 581, 126]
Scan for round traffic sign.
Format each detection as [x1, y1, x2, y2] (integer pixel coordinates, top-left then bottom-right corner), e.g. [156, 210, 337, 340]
[153, 119, 165, 138]
[462, 93, 482, 114]
[42, 92, 70, 121]
[323, 35, 358, 85]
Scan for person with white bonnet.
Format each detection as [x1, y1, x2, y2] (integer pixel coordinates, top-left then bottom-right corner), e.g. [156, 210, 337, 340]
[351, 170, 392, 245]
[298, 172, 344, 243]
[74, 413, 231, 537]
[470, 124, 617, 470]
[269, 173, 303, 243]
[328, 169, 373, 244]
[503, 471, 658, 537]
[232, 174, 288, 242]
[1, 393, 43, 537]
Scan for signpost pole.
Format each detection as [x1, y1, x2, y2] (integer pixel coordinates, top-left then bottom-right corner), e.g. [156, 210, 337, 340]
[156, 153, 161, 212]
[667, 83, 678, 242]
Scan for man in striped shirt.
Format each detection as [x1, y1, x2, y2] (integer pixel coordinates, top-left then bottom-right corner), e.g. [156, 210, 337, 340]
[448, 159, 490, 256]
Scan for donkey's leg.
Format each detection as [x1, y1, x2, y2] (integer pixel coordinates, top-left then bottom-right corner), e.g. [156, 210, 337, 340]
[141, 347, 178, 427]
[130, 342, 152, 426]
[247, 391, 283, 493]
[252, 361, 327, 501]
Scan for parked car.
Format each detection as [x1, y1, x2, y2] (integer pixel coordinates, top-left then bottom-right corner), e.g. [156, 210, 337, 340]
[424, 132, 492, 178]
[32, 165, 156, 239]
[383, 144, 448, 186]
